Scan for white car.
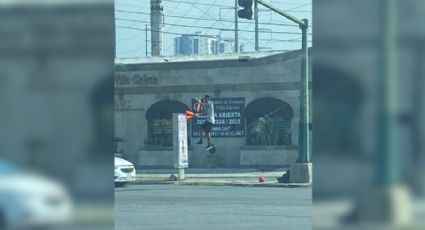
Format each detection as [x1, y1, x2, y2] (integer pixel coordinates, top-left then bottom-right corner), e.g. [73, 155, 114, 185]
[0, 160, 72, 229]
[114, 157, 136, 187]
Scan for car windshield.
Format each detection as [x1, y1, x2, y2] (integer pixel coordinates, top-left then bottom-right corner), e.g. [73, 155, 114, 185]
[0, 160, 20, 175]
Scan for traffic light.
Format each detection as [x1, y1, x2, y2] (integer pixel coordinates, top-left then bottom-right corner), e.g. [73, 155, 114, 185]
[238, 0, 253, 20]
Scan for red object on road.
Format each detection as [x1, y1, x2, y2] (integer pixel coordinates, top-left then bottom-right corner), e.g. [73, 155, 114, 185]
[259, 176, 265, 183]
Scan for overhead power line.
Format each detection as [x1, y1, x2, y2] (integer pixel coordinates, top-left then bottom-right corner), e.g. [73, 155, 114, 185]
[116, 18, 312, 35]
[117, 32, 146, 41]
[115, 9, 307, 28]
[284, 2, 311, 11]
[187, 0, 222, 35]
[119, 0, 311, 13]
[115, 0, 312, 56]
[116, 25, 312, 43]
[162, 0, 204, 52]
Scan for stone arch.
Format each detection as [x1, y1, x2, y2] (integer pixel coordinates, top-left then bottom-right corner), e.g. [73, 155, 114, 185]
[145, 100, 190, 146]
[244, 97, 294, 145]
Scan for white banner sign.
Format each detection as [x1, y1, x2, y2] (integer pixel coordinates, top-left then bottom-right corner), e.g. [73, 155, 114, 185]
[174, 113, 188, 168]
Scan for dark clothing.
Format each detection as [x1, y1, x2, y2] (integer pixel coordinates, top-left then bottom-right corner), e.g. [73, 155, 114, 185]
[202, 121, 213, 133]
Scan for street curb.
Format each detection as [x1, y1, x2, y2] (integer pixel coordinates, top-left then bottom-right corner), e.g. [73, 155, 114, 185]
[128, 180, 311, 188]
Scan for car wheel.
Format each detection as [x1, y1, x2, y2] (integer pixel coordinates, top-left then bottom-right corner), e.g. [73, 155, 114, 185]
[115, 182, 125, 187]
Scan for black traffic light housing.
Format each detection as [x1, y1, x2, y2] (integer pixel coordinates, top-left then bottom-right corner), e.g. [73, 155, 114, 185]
[238, 0, 253, 20]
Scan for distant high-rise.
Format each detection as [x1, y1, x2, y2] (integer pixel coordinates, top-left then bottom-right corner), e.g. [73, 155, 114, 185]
[216, 40, 234, 54]
[174, 33, 235, 56]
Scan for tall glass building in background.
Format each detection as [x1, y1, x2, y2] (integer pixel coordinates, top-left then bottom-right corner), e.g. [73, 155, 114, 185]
[174, 32, 235, 56]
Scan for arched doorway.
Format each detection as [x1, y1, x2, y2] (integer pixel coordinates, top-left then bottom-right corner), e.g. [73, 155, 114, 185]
[145, 100, 190, 146]
[244, 97, 294, 146]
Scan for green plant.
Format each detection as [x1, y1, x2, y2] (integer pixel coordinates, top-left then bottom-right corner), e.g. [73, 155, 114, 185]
[247, 117, 290, 146]
[147, 119, 174, 146]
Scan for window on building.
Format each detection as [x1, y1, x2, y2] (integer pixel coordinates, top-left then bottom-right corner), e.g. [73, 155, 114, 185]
[193, 39, 199, 54]
[244, 97, 294, 146]
[145, 100, 190, 146]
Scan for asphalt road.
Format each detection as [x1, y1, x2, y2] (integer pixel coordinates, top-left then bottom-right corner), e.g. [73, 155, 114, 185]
[115, 184, 311, 230]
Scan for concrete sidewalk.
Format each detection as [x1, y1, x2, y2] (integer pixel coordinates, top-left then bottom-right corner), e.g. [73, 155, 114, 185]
[132, 168, 311, 187]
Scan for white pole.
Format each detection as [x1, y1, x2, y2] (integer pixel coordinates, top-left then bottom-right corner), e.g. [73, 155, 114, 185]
[173, 113, 188, 181]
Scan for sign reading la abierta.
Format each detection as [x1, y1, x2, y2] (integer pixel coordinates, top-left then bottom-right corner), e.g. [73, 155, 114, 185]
[191, 97, 245, 137]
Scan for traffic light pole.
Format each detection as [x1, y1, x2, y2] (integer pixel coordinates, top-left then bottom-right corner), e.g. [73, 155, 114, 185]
[255, 0, 309, 163]
[351, 0, 412, 224]
[377, 0, 397, 186]
[255, 0, 305, 26]
[298, 18, 309, 163]
[254, 0, 311, 183]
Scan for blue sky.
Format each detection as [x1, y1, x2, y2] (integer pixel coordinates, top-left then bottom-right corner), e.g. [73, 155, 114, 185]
[115, 0, 312, 58]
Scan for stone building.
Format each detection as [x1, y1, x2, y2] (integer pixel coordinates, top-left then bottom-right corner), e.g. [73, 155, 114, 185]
[115, 49, 312, 168]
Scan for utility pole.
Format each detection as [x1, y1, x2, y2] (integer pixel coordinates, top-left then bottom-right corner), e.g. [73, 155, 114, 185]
[234, 0, 239, 53]
[145, 24, 148, 57]
[298, 18, 309, 163]
[254, 0, 310, 183]
[150, 0, 163, 56]
[254, 0, 259, 51]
